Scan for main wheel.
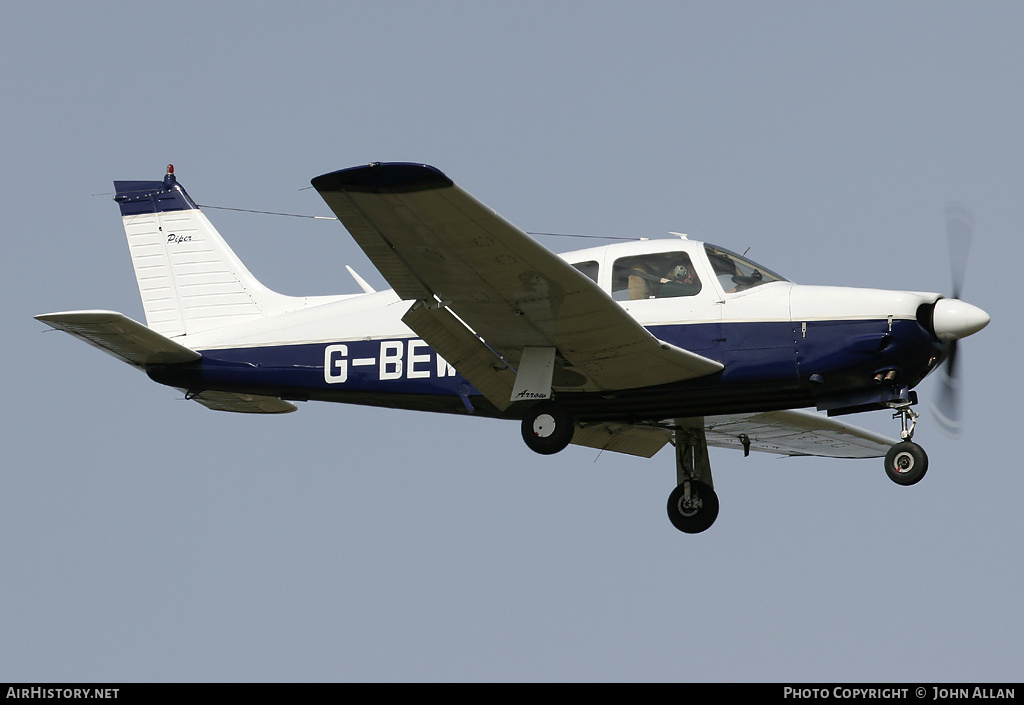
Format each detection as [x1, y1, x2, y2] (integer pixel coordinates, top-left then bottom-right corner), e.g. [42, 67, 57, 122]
[667, 480, 720, 533]
[521, 401, 574, 455]
[884, 441, 929, 486]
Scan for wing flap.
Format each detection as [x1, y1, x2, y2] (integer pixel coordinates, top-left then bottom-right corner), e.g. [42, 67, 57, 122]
[313, 163, 723, 393]
[401, 304, 516, 411]
[570, 423, 672, 458]
[35, 310, 201, 368]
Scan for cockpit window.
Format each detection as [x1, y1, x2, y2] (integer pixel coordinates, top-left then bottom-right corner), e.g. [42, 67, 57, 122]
[612, 252, 702, 300]
[571, 260, 599, 283]
[704, 245, 787, 293]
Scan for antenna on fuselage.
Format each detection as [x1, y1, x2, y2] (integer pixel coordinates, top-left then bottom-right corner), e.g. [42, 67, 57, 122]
[668, 232, 689, 240]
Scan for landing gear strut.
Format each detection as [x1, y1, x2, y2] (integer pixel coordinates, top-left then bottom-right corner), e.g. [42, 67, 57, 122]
[667, 420, 719, 533]
[884, 402, 928, 486]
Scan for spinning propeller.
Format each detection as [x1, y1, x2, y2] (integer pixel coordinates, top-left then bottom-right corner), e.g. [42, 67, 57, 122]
[931, 203, 989, 437]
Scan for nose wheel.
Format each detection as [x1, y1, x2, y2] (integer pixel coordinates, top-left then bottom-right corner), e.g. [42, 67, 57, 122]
[884, 441, 928, 486]
[884, 403, 929, 486]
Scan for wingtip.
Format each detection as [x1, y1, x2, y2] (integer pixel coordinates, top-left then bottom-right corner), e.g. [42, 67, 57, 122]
[311, 162, 453, 194]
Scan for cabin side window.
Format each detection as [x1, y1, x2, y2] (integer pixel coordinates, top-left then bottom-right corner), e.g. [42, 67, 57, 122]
[611, 252, 702, 300]
[571, 260, 599, 283]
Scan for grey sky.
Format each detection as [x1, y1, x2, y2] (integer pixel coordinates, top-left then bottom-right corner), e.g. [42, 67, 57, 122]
[2, 2, 1020, 681]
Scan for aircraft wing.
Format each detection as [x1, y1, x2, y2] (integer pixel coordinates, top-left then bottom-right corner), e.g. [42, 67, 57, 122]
[702, 410, 896, 458]
[312, 163, 723, 409]
[570, 410, 895, 459]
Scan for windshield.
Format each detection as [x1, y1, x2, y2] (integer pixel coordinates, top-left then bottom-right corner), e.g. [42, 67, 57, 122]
[704, 244, 787, 293]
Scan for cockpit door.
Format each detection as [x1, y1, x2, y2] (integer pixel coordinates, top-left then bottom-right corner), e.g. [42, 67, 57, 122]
[612, 248, 724, 356]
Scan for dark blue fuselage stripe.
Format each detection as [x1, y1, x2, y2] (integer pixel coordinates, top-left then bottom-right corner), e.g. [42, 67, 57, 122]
[173, 319, 940, 406]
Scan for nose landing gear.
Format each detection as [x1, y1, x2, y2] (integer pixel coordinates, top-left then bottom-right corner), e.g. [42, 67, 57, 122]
[885, 402, 929, 486]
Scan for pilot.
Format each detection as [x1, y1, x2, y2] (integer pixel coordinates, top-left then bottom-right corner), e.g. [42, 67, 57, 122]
[658, 262, 701, 297]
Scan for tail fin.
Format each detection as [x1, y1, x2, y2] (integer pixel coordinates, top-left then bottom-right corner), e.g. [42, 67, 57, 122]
[114, 166, 296, 338]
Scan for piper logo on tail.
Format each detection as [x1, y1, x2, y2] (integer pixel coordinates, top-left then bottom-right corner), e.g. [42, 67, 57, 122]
[324, 340, 456, 384]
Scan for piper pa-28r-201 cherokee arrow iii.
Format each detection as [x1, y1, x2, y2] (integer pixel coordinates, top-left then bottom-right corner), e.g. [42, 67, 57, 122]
[37, 163, 990, 533]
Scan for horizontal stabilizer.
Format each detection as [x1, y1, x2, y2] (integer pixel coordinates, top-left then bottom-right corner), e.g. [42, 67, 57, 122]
[35, 310, 201, 369]
[37, 310, 297, 414]
[185, 390, 297, 414]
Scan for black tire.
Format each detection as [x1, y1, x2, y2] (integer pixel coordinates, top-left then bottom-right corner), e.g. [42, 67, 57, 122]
[521, 401, 574, 455]
[884, 441, 929, 486]
[667, 480, 720, 533]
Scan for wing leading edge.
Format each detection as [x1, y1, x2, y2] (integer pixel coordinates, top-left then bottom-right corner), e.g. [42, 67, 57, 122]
[312, 163, 723, 410]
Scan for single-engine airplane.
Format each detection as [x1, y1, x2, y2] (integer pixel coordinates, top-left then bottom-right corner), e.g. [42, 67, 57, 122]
[36, 163, 990, 533]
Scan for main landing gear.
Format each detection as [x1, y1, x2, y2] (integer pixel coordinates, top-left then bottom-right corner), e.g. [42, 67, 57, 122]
[521, 404, 721, 534]
[521, 400, 575, 455]
[667, 420, 719, 534]
[884, 402, 929, 486]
